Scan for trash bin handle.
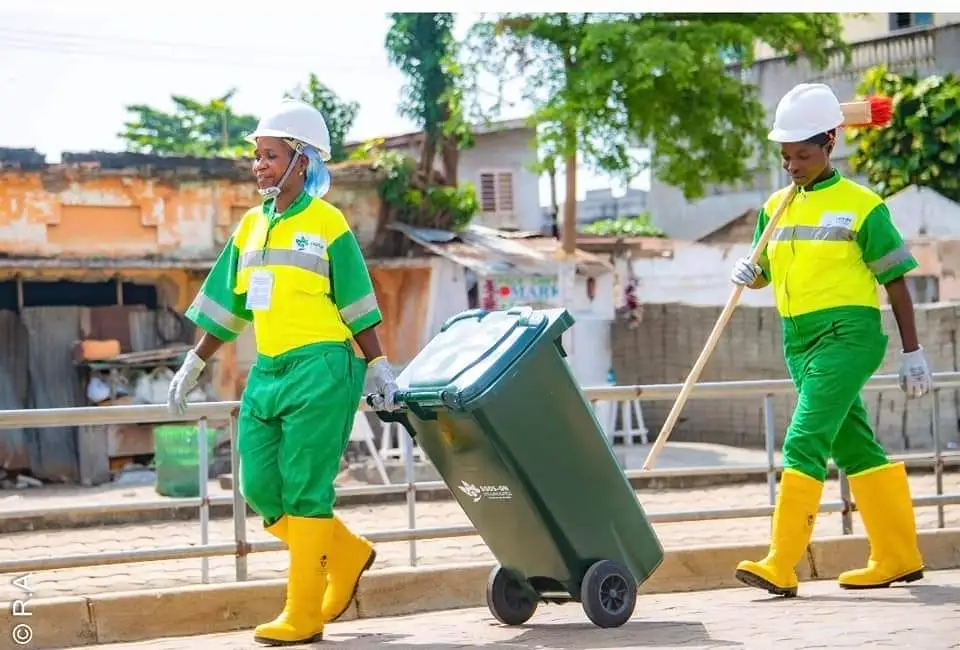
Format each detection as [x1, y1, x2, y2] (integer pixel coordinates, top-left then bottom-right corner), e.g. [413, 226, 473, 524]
[363, 392, 428, 435]
[364, 390, 411, 410]
[439, 306, 541, 332]
[505, 305, 533, 325]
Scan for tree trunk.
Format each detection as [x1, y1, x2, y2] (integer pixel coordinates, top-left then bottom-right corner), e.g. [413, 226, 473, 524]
[437, 100, 458, 187]
[419, 135, 437, 185]
[563, 151, 577, 255]
[440, 135, 459, 187]
[548, 164, 559, 238]
[561, 40, 578, 256]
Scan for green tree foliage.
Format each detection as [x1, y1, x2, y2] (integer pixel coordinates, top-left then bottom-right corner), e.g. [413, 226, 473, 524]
[365, 12, 478, 236]
[582, 213, 665, 237]
[462, 13, 848, 204]
[847, 65, 960, 201]
[385, 12, 473, 185]
[118, 89, 257, 157]
[283, 73, 360, 163]
[119, 79, 359, 160]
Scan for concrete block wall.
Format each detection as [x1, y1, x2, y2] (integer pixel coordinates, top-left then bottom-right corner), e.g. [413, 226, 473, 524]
[612, 303, 960, 451]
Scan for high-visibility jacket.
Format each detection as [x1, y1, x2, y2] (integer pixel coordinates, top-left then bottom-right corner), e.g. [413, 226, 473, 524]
[186, 191, 382, 357]
[755, 170, 917, 319]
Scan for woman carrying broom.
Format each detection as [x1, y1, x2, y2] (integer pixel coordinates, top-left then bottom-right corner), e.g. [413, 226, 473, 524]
[731, 83, 933, 597]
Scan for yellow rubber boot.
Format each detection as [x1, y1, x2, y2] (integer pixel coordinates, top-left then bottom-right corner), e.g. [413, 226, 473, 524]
[321, 515, 376, 622]
[735, 469, 823, 597]
[254, 516, 331, 646]
[265, 516, 288, 543]
[838, 462, 925, 589]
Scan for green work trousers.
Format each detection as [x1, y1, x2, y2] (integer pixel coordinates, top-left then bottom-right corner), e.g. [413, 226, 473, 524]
[781, 307, 890, 482]
[237, 341, 366, 525]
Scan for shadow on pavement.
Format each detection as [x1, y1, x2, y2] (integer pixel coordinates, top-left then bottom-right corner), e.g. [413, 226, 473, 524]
[797, 582, 960, 607]
[329, 619, 742, 648]
[736, 581, 960, 608]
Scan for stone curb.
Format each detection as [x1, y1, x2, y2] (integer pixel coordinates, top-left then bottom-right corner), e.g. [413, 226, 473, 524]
[13, 528, 960, 649]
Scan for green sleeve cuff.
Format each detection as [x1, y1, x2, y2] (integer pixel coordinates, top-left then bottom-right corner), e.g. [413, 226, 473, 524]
[758, 255, 770, 282]
[876, 257, 919, 286]
[347, 308, 382, 336]
[185, 294, 249, 343]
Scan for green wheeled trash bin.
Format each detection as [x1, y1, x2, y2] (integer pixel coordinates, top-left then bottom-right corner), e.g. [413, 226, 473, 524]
[369, 306, 664, 629]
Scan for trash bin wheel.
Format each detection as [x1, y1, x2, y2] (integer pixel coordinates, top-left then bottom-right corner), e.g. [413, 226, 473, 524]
[580, 559, 637, 628]
[485, 565, 538, 626]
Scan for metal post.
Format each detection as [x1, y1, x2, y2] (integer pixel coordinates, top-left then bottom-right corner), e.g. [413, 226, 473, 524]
[229, 413, 248, 580]
[198, 418, 210, 583]
[402, 431, 417, 567]
[838, 470, 854, 535]
[763, 394, 777, 506]
[932, 388, 945, 529]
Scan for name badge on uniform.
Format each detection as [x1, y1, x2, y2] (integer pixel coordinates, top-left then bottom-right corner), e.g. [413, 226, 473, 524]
[246, 269, 274, 311]
[820, 212, 855, 230]
[294, 232, 327, 257]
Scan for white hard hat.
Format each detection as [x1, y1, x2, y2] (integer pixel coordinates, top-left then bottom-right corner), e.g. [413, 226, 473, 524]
[245, 99, 332, 161]
[767, 83, 844, 144]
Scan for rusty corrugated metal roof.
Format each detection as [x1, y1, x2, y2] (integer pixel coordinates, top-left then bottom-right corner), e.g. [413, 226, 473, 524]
[344, 117, 533, 151]
[0, 256, 216, 270]
[576, 235, 678, 259]
[391, 223, 613, 277]
[0, 150, 381, 185]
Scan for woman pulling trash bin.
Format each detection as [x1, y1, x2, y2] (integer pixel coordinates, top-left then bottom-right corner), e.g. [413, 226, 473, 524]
[166, 98, 400, 646]
[731, 83, 934, 597]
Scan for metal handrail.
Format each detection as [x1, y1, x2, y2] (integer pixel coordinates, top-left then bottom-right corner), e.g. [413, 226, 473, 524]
[1, 451, 957, 525]
[3, 371, 960, 430]
[0, 371, 956, 585]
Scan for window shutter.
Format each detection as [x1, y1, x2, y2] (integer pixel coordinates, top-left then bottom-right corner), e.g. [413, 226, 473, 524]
[479, 173, 498, 213]
[496, 172, 514, 214]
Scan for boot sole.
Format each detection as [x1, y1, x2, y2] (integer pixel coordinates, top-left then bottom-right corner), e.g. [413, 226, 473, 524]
[254, 631, 324, 646]
[735, 569, 798, 597]
[839, 568, 924, 590]
[328, 548, 377, 623]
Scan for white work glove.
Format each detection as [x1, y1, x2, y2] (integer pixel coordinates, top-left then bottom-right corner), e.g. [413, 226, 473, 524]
[167, 350, 205, 417]
[731, 257, 763, 286]
[899, 346, 933, 399]
[368, 357, 399, 412]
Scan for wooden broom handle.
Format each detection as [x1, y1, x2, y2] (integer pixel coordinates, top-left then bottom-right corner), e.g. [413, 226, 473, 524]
[641, 183, 798, 470]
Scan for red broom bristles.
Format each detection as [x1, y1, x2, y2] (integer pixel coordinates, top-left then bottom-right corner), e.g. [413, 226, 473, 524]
[841, 95, 893, 128]
[866, 95, 893, 127]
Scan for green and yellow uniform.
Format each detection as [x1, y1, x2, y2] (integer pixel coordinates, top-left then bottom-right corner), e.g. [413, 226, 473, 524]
[186, 191, 379, 523]
[753, 169, 917, 482]
[736, 170, 925, 596]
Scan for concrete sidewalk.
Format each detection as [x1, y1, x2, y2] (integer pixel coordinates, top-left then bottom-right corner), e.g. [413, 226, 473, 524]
[56, 569, 960, 649]
[1, 471, 956, 601]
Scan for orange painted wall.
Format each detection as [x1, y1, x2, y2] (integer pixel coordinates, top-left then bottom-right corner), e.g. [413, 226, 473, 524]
[0, 162, 383, 259]
[0, 171, 261, 258]
[0, 161, 393, 401]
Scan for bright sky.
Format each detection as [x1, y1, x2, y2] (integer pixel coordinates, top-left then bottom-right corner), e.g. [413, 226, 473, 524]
[0, 1, 651, 207]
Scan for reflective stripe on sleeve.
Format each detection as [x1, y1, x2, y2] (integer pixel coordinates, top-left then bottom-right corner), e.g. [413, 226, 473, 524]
[339, 294, 380, 326]
[190, 294, 249, 334]
[867, 246, 912, 275]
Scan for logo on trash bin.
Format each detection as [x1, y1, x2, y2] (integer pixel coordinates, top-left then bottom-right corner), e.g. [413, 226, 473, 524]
[458, 480, 512, 503]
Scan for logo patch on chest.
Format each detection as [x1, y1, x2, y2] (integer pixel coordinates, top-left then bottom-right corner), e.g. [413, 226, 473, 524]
[293, 232, 327, 256]
[819, 211, 855, 230]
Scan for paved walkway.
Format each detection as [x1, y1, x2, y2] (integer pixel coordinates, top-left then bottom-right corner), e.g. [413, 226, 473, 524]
[61, 569, 960, 649]
[1, 472, 956, 601]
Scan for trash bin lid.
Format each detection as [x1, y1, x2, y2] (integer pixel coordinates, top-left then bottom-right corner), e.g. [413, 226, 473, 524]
[397, 306, 568, 410]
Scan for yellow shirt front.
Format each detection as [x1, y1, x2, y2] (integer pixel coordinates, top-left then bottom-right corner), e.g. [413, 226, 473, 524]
[186, 192, 383, 357]
[755, 171, 917, 319]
